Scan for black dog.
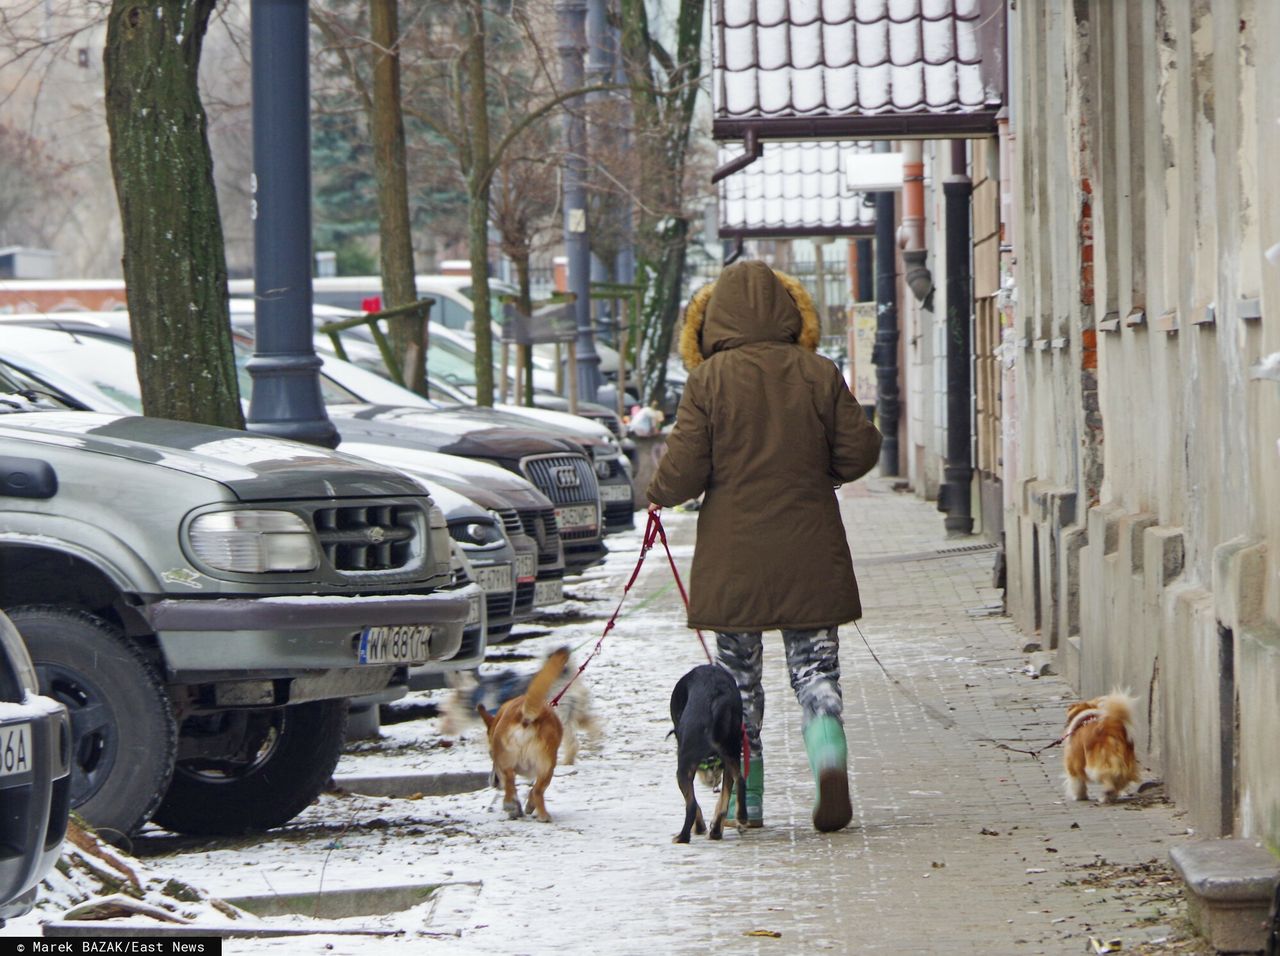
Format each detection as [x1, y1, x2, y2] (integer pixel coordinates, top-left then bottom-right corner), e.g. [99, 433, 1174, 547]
[669, 664, 747, 843]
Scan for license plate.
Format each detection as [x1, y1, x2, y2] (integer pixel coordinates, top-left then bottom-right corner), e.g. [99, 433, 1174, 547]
[533, 579, 564, 606]
[555, 503, 598, 533]
[515, 552, 537, 582]
[466, 593, 482, 625]
[475, 563, 513, 594]
[359, 624, 431, 665]
[0, 723, 31, 777]
[599, 484, 633, 503]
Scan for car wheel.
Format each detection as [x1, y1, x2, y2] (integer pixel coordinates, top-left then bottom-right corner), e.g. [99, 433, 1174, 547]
[150, 699, 348, 836]
[6, 606, 176, 839]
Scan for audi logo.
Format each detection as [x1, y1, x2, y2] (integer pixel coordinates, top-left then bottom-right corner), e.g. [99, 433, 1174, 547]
[553, 466, 581, 488]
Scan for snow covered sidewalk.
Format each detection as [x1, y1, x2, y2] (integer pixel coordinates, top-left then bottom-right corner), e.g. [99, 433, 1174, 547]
[5, 481, 1198, 954]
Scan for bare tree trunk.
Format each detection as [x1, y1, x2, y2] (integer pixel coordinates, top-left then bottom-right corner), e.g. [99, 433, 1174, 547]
[105, 0, 243, 429]
[636, 217, 689, 403]
[369, 0, 424, 392]
[618, 0, 704, 408]
[464, 0, 494, 406]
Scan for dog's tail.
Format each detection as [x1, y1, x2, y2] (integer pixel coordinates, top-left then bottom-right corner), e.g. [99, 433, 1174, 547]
[1097, 689, 1137, 729]
[523, 647, 571, 720]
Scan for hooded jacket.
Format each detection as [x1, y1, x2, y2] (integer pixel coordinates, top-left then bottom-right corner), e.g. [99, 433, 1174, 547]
[647, 260, 882, 631]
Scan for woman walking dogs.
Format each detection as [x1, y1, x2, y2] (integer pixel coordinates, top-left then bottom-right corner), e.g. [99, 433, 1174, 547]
[647, 260, 882, 833]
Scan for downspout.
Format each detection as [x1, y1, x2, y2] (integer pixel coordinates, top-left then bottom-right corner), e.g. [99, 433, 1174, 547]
[872, 143, 901, 476]
[711, 128, 762, 183]
[941, 139, 974, 534]
[899, 141, 934, 308]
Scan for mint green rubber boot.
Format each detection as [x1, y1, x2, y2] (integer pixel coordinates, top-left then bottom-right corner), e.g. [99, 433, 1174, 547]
[727, 755, 764, 827]
[803, 716, 852, 832]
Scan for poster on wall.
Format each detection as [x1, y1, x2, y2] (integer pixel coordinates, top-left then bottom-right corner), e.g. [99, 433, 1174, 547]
[849, 301, 877, 406]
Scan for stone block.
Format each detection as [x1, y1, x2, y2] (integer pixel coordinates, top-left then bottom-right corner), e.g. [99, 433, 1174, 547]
[1086, 502, 1122, 556]
[1170, 840, 1279, 954]
[1143, 525, 1185, 588]
[1120, 512, 1157, 574]
[1213, 537, 1266, 634]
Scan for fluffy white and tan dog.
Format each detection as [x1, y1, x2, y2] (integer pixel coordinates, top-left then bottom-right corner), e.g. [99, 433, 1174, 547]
[1062, 691, 1141, 803]
[442, 652, 598, 764]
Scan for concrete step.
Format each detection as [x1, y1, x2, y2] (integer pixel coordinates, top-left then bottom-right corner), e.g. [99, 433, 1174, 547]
[1170, 839, 1280, 953]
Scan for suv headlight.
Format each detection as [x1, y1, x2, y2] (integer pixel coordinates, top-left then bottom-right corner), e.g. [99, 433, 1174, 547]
[188, 510, 320, 573]
[449, 519, 506, 548]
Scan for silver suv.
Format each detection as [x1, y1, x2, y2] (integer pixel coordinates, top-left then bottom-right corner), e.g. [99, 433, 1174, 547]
[0, 385, 473, 838]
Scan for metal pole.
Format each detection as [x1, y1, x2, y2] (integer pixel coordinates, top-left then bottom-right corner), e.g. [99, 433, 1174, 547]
[557, 0, 602, 403]
[872, 145, 900, 475]
[246, 0, 337, 448]
[942, 140, 975, 533]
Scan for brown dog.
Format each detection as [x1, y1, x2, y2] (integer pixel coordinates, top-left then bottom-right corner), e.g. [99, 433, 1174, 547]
[478, 647, 569, 822]
[1063, 691, 1141, 803]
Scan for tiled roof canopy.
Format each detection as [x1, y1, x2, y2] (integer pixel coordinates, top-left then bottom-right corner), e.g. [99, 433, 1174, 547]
[712, 0, 1006, 140]
[719, 141, 876, 237]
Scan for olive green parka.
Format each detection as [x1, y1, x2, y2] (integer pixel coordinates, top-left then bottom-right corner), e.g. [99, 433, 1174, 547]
[646, 260, 882, 632]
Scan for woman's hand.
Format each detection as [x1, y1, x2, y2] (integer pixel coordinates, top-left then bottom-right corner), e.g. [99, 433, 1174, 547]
[647, 501, 661, 513]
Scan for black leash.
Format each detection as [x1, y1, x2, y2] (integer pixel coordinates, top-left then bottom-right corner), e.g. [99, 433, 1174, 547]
[852, 620, 1071, 759]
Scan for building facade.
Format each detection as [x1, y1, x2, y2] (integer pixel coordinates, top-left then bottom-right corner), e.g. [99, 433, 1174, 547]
[1004, 0, 1280, 845]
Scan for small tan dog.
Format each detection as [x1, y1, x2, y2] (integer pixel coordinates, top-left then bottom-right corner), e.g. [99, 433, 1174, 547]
[478, 647, 569, 822]
[1063, 691, 1141, 803]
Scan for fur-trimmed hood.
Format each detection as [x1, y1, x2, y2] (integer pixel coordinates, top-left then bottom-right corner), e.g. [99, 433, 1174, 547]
[679, 260, 821, 371]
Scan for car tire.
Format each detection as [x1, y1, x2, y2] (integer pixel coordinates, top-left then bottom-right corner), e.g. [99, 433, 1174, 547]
[150, 699, 348, 836]
[5, 606, 176, 839]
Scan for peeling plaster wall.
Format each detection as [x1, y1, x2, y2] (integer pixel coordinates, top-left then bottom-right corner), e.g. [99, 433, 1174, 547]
[1007, 0, 1280, 845]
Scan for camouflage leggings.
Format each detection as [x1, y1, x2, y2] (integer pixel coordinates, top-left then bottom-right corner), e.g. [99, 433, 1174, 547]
[715, 627, 843, 759]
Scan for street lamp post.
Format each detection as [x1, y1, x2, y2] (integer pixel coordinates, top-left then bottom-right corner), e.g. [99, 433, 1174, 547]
[557, 0, 602, 404]
[246, 0, 338, 448]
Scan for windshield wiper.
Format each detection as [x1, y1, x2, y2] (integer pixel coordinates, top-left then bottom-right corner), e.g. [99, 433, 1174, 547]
[0, 393, 40, 412]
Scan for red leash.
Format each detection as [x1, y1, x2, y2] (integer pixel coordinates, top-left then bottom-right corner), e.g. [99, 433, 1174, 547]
[548, 510, 750, 778]
[549, 510, 662, 707]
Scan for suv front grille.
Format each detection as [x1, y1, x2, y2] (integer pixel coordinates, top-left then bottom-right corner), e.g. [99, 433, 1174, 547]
[518, 507, 561, 565]
[313, 504, 421, 573]
[495, 508, 523, 536]
[519, 454, 598, 507]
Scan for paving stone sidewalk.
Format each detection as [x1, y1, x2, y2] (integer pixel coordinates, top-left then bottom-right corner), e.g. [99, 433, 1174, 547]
[179, 477, 1202, 956]
[651, 477, 1198, 954]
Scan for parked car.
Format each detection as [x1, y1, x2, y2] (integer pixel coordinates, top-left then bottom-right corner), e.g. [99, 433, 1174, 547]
[294, 314, 635, 534]
[288, 332, 636, 536]
[341, 441, 566, 617]
[0, 609, 70, 922]
[0, 374, 471, 837]
[0, 323, 611, 575]
[430, 484, 518, 643]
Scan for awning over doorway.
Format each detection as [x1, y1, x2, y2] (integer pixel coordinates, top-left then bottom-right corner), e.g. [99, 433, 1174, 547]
[718, 140, 876, 239]
[711, 0, 1006, 142]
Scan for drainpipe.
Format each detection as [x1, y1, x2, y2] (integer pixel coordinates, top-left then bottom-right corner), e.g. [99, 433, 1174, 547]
[941, 139, 974, 534]
[854, 238, 873, 301]
[872, 145, 900, 475]
[899, 141, 934, 309]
